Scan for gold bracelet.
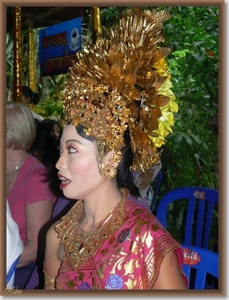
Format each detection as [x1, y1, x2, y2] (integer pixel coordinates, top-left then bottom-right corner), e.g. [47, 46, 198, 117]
[44, 271, 56, 287]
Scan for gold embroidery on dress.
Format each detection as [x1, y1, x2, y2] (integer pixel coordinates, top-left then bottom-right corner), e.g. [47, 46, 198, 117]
[55, 188, 128, 270]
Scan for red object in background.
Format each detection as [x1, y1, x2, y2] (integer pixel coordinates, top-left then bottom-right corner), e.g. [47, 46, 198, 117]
[183, 248, 201, 265]
[193, 190, 205, 200]
[205, 50, 214, 57]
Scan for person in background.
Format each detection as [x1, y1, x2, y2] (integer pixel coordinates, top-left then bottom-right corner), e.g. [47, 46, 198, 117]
[21, 86, 44, 122]
[43, 8, 187, 290]
[6, 102, 56, 289]
[36, 119, 61, 140]
[30, 131, 62, 200]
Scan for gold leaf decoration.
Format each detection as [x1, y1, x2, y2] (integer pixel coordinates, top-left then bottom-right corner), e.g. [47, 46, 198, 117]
[62, 7, 178, 171]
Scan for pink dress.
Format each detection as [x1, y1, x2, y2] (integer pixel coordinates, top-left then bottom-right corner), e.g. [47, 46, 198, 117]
[54, 188, 187, 289]
[7, 154, 56, 243]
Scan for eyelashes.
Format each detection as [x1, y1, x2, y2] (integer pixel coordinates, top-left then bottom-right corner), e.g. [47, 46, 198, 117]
[57, 145, 78, 155]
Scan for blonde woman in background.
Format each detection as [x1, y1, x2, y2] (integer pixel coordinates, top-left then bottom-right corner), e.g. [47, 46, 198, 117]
[6, 102, 56, 288]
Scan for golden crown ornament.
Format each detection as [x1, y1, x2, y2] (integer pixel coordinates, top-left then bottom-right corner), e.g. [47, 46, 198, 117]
[62, 8, 178, 172]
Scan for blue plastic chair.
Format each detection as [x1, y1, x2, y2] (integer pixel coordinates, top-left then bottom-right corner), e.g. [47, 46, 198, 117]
[181, 244, 218, 289]
[156, 187, 218, 249]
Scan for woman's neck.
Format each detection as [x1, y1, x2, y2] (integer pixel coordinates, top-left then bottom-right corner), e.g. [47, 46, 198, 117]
[79, 185, 123, 232]
[7, 149, 28, 176]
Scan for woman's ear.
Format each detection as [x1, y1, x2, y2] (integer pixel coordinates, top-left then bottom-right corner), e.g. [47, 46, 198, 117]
[103, 150, 118, 168]
[101, 150, 118, 179]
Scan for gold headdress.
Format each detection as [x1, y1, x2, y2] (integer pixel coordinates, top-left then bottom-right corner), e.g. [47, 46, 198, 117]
[63, 8, 178, 172]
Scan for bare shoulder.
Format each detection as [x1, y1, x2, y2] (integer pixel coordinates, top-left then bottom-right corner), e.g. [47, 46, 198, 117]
[46, 220, 66, 262]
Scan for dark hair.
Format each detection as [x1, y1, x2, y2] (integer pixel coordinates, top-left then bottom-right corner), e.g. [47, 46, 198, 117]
[36, 119, 61, 136]
[76, 124, 140, 198]
[22, 86, 40, 105]
[31, 131, 63, 198]
[76, 124, 95, 141]
[116, 128, 140, 198]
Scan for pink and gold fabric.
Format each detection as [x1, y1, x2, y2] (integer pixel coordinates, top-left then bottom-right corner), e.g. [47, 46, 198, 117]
[54, 188, 186, 289]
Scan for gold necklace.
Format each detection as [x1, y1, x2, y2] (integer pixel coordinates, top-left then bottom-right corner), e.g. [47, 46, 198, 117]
[7, 153, 28, 176]
[55, 188, 128, 270]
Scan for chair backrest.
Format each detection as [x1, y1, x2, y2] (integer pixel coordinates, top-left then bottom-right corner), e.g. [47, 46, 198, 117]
[156, 187, 218, 249]
[181, 244, 218, 289]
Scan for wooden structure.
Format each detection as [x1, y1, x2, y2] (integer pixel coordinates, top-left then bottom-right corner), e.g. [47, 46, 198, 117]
[7, 7, 91, 32]
[7, 6, 103, 101]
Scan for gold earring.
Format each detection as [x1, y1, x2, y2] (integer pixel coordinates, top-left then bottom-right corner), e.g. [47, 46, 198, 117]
[102, 164, 117, 179]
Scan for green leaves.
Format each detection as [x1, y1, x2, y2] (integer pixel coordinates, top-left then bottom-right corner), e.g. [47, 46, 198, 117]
[153, 6, 218, 202]
[169, 131, 203, 149]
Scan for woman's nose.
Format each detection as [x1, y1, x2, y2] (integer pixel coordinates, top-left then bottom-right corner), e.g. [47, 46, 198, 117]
[56, 153, 66, 170]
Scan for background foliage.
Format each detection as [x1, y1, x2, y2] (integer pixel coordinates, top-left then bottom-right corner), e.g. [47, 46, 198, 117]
[95, 6, 219, 198]
[158, 6, 218, 194]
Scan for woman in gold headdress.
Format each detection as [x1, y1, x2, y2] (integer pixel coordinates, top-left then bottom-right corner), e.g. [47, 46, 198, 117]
[44, 8, 187, 289]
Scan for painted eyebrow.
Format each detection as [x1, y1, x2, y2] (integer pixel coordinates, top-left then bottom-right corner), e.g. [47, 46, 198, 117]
[65, 139, 84, 145]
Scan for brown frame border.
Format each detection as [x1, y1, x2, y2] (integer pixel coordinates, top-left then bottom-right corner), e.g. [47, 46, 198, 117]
[1, 0, 225, 297]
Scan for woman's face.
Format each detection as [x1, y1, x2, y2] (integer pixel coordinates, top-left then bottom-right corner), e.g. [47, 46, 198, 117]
[21, 95, 30, 106]
[56, 125, 104, 200]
